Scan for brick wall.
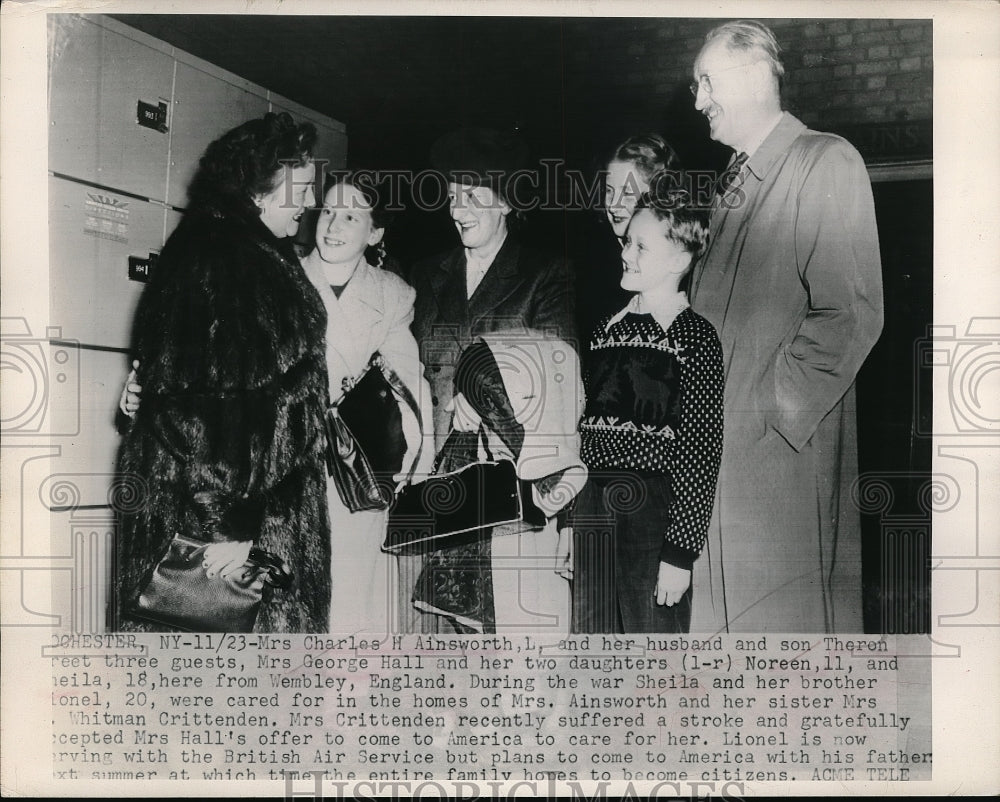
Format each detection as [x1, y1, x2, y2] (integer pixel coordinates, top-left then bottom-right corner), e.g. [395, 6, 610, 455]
[559, 17, 932, 168]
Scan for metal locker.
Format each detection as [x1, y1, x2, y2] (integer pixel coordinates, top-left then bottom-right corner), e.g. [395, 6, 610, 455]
[48, 15, 174, 202]
[166, 58, 269, 207]
[43, 13, 350, 635]
[270, 95, 348, 176]
[164, 207, 183, 243]
[312, 121, 349, 177]
[48, 175, 166, 351]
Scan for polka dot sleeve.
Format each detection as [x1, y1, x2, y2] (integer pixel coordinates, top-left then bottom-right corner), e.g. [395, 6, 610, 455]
[657, 324, 724, 570]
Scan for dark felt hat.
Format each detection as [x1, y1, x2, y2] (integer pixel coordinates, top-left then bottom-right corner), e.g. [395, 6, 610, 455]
[430, 127, 530, 190]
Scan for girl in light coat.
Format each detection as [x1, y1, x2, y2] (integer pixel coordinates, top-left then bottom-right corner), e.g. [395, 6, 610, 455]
[299, 173, 435, 633]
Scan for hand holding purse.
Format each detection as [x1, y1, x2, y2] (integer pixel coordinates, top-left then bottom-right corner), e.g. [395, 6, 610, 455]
[382, 427, 545, 555]
[130, 534, 292, 632]
[325, 352, 423, 512]
[128, 422, 293, 632]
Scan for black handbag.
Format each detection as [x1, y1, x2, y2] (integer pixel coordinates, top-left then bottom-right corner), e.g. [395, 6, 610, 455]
[325, 352, 423, 512]
[383, 429, 545, 555]
[130, 534, 292, 632]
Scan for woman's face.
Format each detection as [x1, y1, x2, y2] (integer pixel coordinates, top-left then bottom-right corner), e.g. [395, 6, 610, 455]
[605, 159, 650, 240]
[257, 161, 316, 238]
[448, 182, 509, 254]
[620, 209, 691, 295]
[314, 183, 383, 267]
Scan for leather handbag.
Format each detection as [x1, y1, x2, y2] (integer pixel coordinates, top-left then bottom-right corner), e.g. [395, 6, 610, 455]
[383, 429, 545, 555]
[130, 534, 292, 632]
[325, 352, 423, 512]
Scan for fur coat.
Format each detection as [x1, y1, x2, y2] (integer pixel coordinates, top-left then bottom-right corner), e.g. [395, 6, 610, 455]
[114, 200, 332, 632]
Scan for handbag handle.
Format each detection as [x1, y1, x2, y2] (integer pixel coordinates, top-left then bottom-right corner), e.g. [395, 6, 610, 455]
[248, 547, 293, 589]
[478, 424, 495, 462]
[431, 422, 496, 474]
[358, 352, 425, 487]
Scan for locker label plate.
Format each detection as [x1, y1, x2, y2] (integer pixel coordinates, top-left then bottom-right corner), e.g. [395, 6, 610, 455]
[128, 253, 158, 283]
[136, 99, 169, 133]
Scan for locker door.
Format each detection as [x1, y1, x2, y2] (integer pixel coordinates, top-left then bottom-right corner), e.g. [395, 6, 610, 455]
[167, 61, 269, 207]
[44, 343, 130, 633]
[49, 175, 166, 351]
[270, 99, 348, 175]
[310, 121, 348, 176]
[164, 207, 183, 242]
[317, 122, 348, 176]
[48, 15, 174, 201]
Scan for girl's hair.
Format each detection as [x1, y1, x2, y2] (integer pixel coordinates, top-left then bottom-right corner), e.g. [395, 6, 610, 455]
[323, 170, 397, 230]
[608, 133, 681, 183]
[186, 112, 316, 215]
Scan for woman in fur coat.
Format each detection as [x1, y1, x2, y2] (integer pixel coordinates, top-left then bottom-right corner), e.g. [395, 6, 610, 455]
[114, 112, 332, 633]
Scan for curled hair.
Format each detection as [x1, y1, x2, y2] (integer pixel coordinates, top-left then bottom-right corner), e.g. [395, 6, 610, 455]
[636, 186, 710, 263]
[186, 112, 317, 215]
[323, 170, 397, 230]
[705, 19, 785, 80]
[608, 133, 681, 184]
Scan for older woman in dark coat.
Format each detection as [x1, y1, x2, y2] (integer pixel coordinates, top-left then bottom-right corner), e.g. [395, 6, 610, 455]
[401, 128, 579, 634]
[114, 112, 332, 632]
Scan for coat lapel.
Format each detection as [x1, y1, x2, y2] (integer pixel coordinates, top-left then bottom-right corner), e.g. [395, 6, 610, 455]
[468, 236, 524, 329]
[428, 249, 470, 333]
[301, 257, 385, 396]
[339, 261, 384, 339]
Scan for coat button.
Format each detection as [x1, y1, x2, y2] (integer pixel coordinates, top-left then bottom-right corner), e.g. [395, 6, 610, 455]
[432, 396, 439, 405]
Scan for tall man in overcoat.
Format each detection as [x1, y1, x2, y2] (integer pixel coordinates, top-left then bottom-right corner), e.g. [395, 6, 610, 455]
[687, 21, 884, 632]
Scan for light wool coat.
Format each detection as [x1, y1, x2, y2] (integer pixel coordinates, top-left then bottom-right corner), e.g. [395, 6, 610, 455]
[302, 258, 435, 633]
[688, 113, 884, 633]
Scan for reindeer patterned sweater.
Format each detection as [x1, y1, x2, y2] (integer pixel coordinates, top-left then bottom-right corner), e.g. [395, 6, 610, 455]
[579, 303, 724, 569]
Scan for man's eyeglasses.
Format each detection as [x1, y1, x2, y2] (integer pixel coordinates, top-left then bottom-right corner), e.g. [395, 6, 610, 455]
[689, 59, 762, 97]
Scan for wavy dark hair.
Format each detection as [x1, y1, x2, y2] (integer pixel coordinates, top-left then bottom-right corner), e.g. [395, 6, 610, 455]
[186, 112, 317, 216]
[322, 170, 397, 230]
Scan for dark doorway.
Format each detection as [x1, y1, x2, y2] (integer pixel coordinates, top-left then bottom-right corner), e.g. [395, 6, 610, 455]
[857, 176, 933, 633]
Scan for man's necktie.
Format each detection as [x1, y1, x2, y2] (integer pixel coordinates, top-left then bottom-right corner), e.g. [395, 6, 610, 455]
[717, 151, 749, 196]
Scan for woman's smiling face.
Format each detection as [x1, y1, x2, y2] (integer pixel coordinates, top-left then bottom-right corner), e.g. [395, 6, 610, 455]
[448, 181, 509, 254]
[258, 161, 316, 238]
[605, 159, 650, 240]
